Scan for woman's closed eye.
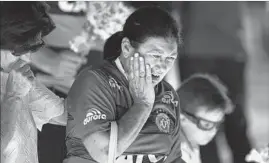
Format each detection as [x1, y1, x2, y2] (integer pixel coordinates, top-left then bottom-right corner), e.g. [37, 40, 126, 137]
[166, 57, 176, 62]
[152, 54, 161, 59]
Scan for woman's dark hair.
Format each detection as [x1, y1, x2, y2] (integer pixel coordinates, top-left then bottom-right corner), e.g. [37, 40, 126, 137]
[0, 2, 55, 55]
[103, 6, 180, 61]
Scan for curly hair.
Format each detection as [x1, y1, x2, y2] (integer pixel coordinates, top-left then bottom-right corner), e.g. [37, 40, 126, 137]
[0, 2, 55, 55]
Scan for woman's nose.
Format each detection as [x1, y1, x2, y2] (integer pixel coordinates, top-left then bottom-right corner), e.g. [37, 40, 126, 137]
[158, 58, 167, 69]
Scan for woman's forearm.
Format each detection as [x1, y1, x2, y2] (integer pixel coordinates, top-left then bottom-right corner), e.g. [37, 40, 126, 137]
[84, 103, 153, 163]
[116, 102, 153, 156]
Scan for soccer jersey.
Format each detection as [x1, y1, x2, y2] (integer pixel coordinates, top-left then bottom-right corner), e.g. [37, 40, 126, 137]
[64, 60, 183, 163]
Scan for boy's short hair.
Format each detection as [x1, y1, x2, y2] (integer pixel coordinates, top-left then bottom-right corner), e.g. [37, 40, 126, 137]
[177, 73, 234, 114]
[0, 2, 55, 53]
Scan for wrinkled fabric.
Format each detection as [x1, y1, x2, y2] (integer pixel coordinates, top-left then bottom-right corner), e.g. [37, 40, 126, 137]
[1, 95, 39, 163]
[1, 71, 65, 163]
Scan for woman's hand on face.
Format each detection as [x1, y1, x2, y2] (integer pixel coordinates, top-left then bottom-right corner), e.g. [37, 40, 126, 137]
[6, 59, 34, 98]
[128, 53, 155, 107]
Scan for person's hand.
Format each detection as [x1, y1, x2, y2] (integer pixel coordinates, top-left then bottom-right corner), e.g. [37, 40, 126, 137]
[128, 53, 155, 107]
[5, 59, 34, 98]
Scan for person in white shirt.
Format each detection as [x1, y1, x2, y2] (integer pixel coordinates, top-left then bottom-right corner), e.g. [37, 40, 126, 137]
[177, 74, 234, 163]
[0, 2, 67, 163]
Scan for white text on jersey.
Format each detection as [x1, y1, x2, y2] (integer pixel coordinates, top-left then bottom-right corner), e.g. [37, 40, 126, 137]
[83, 108, 107, 125]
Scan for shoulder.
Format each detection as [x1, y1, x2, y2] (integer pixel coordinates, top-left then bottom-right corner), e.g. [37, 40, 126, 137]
[67, 62, 120, 103]
[67, 67, 105, 103]
[72, 62, 114, 91]
[161, 80, 177, 92]
[159, 80, 181, 133]
[159, 80, 180, 102]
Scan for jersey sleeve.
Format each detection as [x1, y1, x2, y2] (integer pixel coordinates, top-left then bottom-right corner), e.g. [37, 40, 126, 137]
[165, 128, 185, 163]
[164, 82, 185, 163]
[165, 114, 186, 163]
[66, 68, 116, 140]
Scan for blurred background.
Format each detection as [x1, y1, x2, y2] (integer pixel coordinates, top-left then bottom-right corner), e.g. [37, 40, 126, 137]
[32, 1, 269, 163]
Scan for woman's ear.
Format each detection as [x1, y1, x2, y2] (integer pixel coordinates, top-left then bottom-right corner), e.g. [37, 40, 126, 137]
[121, 37, 135, 58]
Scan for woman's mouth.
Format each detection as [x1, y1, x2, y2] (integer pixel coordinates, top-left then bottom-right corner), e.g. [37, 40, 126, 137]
[152, 73, 161, 80]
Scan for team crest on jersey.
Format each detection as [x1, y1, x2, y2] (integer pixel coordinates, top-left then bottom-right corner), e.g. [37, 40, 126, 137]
[155, 113, 171, 133]
[161, 91, 178, 107]
[108, 76, 122, 90]
[83, 108, 106, 125]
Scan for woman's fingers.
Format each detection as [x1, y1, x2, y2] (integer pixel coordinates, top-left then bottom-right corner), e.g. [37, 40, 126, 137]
[9, 59, 27, 71]
[134, 53, 139, 78]
[17, 64, 31, 74]
[129, 57, 134, 80]
[145, 64, 152, 84]
[139, 57, 145, 78]
[22, 70, 35, 81]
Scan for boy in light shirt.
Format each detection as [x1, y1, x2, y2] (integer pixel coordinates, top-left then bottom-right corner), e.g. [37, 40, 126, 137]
[177, 74, 234, 163]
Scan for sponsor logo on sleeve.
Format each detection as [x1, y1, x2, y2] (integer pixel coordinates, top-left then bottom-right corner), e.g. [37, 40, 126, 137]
[83, 108, 107, 125]
[161, 91, 178, 107]
[108, 76, 122, 90]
